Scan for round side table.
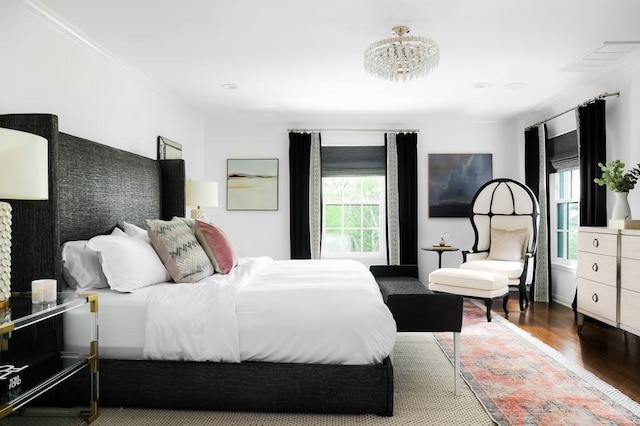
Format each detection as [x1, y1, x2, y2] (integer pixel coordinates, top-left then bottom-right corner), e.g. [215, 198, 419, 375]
[421, 246, 460, 268]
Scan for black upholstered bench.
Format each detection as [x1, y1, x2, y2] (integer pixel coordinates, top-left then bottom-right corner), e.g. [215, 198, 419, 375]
[370, 265, 464, 395]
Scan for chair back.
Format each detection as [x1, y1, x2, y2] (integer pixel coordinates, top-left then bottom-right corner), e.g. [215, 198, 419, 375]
[469, 179, 540, 259]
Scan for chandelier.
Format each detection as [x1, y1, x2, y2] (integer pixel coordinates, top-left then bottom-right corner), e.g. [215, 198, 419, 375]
[364, 26, 440, 82]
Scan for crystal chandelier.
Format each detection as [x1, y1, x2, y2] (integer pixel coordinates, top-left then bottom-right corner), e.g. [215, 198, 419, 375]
[364, 26, 440, 82]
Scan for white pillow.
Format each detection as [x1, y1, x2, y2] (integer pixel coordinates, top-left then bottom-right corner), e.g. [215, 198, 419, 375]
[111, 227, 128, 238]
[488, 227, 527, 262]
[86, 235, 171, 292]
[61, 240, 110, 291]
[121, 221, 151, 243]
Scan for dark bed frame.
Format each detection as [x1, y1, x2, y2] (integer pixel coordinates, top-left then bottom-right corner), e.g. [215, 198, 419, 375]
[0, 114, 394, 416]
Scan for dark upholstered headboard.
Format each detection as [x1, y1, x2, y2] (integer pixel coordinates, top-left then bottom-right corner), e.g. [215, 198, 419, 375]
[0, 113, 185, 292]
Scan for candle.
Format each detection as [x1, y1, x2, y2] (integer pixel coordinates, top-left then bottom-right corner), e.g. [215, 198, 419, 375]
[31, 280, 45, 304]
[32, 279, 56, 304]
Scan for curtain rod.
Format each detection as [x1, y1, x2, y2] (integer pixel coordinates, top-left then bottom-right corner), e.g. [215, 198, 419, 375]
[288, 128, 419, 134]
[526, 91, 620, 130]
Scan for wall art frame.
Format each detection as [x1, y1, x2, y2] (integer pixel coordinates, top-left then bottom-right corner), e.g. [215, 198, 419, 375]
[428, 153, 493, 217]
[227, 158, 279, 211]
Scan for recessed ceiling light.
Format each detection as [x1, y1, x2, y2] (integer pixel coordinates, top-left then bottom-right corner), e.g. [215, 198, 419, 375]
[473, 82, 490, 89]
[503, 82, 527, 90]
[221, 83, 239, 90]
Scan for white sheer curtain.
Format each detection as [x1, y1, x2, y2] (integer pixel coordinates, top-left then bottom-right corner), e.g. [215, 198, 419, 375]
[309, 133, 321, 259]
[534, 124, 549, 302]
[386, 133, 400, 265]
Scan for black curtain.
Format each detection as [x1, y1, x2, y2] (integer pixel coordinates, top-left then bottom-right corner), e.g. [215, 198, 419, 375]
[289, 132, 312, 259]
[524, 126, 540, 198]
[578, 100, 607, 226]
[523, 125, 552, 303]
[396, 133, 418, 265]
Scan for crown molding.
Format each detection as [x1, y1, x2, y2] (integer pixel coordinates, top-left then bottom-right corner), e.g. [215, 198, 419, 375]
[18, 0, 200, 118]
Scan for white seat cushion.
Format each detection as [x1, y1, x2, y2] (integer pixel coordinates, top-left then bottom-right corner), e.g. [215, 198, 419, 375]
[428, 282, 509, 299]
[428, 268, 508, 291]
[459, 259, 524, 280]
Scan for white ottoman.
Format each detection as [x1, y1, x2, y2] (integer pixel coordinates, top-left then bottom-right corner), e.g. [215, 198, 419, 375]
[428, 268, 509, 322]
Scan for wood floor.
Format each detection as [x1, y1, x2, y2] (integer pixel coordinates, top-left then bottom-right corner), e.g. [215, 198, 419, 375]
[493, 294, 640, 404]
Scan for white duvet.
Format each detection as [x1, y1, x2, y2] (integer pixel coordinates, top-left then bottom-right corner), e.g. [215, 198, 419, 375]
[143, 257, 397, 365]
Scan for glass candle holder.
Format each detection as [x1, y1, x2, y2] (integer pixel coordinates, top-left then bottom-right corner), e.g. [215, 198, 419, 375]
[32, 279, 56, 304]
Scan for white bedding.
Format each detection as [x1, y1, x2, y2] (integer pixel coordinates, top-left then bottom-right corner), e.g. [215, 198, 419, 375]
[65, 257, 397, 365]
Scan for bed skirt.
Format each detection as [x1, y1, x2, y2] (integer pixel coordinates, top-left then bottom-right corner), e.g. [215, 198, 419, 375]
[57, 357, 394, 416]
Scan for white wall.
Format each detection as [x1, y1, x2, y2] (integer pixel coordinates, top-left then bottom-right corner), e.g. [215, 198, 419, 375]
[203, 115, 520, 285]
[0, 0, 206, 178]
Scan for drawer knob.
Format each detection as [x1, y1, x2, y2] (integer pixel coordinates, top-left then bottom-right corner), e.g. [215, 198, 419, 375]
[592, 238, 599, 248]
[592, 293, 599, 303]
[592, 263, 599, 272]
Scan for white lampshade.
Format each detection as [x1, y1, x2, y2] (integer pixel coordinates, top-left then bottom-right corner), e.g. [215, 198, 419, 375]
[186, 180, 219, 208]
[0, 128, 49, 200]
[186, 180, 218, 220]
[0, 127, 49, 306]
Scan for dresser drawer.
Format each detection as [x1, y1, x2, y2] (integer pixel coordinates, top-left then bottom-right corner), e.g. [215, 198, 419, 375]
[577, 278, 617, 323]
[622, 235, 640, 261]
[576, 251, 617, 285]
[578, 232, 618, 256]
[621, 257, 640, 291]
[620, 289, 640, 332]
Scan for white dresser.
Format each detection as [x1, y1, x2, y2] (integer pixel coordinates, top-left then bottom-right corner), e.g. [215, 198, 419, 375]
[620, 230, 640, 335]
[577, 226, 640, 336]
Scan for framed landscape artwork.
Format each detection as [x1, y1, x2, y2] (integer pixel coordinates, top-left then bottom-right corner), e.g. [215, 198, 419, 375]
[428, 153, 493, 217]
[227, 159, 279, 211]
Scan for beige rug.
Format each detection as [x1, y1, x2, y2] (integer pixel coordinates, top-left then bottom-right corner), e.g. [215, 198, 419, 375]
[92, 333, 495, 425]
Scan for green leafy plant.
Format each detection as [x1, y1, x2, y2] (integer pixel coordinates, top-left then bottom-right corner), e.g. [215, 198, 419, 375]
[593, 160, 640, 192]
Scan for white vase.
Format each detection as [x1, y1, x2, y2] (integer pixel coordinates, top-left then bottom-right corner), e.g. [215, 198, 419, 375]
[612, 191, 632, 220]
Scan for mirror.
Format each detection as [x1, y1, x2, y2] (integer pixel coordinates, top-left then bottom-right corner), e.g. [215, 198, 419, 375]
[157, 136, 182, 160]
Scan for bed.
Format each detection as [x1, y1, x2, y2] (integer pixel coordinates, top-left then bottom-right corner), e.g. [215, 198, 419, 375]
[1, 113, 396, 416]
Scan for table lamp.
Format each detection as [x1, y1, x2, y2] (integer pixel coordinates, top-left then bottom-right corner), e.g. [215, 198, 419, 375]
[185, 180, 218, 220]
[0, 128, 49, 307]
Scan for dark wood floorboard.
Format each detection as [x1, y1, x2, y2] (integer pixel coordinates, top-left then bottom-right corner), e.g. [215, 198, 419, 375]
[491, 294, 640, 403]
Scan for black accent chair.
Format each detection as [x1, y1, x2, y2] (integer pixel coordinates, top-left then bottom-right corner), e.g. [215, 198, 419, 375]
[460, 178, 540, 311]
[370, 265, 463, 395]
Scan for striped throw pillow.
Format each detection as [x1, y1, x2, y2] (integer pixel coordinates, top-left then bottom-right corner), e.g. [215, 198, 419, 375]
[146, 217, 214, 283]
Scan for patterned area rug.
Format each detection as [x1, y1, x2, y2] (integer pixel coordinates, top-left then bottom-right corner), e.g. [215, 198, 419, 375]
[435, 301, 640, 425]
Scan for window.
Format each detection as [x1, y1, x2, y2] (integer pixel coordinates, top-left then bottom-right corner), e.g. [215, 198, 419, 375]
[321, 176, 386, 259]
[551, 169, 579, 264]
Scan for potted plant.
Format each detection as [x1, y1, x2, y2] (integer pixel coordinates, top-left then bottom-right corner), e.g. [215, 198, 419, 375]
[594, 160, 640, 220]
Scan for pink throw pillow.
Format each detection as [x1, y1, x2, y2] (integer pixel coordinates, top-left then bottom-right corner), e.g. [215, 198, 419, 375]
[194, 220, 238, 274]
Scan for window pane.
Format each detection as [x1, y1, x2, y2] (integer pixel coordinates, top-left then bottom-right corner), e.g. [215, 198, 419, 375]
[568, 202, 579, 230]
[344, 229, 362, 251]
[362, 205, 379, 228]
[557, 231, 566, 258]
[323, 179, 343, 202]
[363, 177, 383, 201]
[558, 172, 566, 199]
[325, 205, 342, 228]
[568, 231, 578, 260]
[557, 203, 567, 230]
[324, 230, 350, 253]
[343, 205, 361, 228]
[342, 179, 362, 201]
[363, 229, 379, 252]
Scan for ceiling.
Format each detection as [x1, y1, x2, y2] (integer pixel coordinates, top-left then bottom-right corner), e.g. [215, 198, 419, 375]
[31, 0, 640, 123]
